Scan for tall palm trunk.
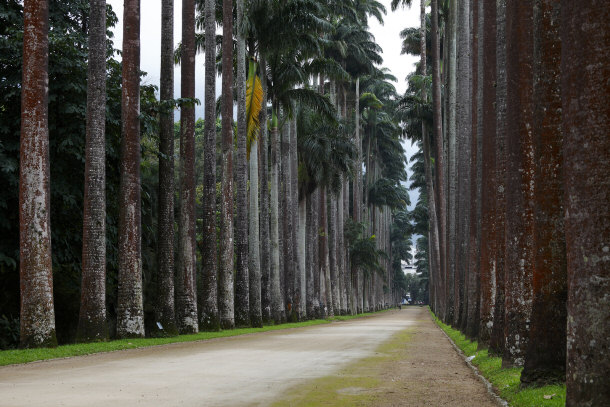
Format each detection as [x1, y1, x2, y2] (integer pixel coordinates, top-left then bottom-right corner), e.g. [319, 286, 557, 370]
[270, 109, 285, 323]
[234, 0, 250, 327]
[176, 0, 198, 334]
[219, 0, 235, 329]
[281, 115, 295, 320]
[200, 0, 219, 331]
[19, 0, 56, 348]
[248, 131, 262, 328]
[478, 0, 497, 346]
[562, 1, 610, 403]
[155, 0, 178, 336]
[319, 186, 332, 317]
[306, 190, 316, 318]
[77, 0, 107, 342]
[431, 0, 445, 317]
[290, 115, 302, 320]
[337, 177, 347, 315]
[521, 0, 566, 380]
[499, 0, 536, 360]
[465, 0, 483, 340]
[328, 191, 339, 316]
[117, 0, 145, 339]
[259, 57, 271, 324]
[297, 195, 307, 319]
[445, 0, 457, 324]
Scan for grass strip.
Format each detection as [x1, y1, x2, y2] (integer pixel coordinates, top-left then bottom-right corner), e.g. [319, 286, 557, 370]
[431, 311, 566, 407]
[0, 310, 390, 367]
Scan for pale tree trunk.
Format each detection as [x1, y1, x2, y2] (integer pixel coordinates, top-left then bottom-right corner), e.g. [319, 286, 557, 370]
[234, 0, 250, 327]
[270, 109, 285, 323]
[328, 192, 339, 316]
[562, 1, 610, 403]
[219, 0, 235, 330]
[343, 180, 352, 314]
[259, 57, 271, 324]
[19, 0, 56, 348]
[78, 0, 107, 342]
[117, 0, 145, 339]
[155, 0, 178, 336]
[290, 115, 303, 320]
[306, 190, 316, 318]
[249, 136, 262, 327]
[312, 188, 321, 317]
[337, 178, 346, 315]
[176, 0, 198, 334]
[478, 0, 497, 346]
[200, 0, 219, 331]
[521, 0, 566, 380]
[297, 196, 307, 320]
[281, 117, 295, 320]
[319, 187, 332, 317]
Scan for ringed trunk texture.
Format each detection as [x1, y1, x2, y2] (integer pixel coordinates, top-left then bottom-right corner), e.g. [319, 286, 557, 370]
[290, 115, 300, 320]
[155, 0, 178, 336]
[501, 0, 535, 362]
[297, 197, 306, 319]
[562, 1, 610, 404]
[176, 0, 198, 334]
[19, 0, 57, 348]
[199, 0, 219, 331]
[234, 0, 249, 328]
[521, 0, 566, 382]
[281, 120, 295, 320]
[117, 0, 145, 339]
[248, 137, 262, 327]
[328, 192, 339, 316]
[78, 0, 108, 342]
[306, 190, 316, 318]
[219, 0, 235, 330]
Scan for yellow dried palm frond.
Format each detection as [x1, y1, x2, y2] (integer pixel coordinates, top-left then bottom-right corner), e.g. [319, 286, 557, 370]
[246, 60, 263, 159]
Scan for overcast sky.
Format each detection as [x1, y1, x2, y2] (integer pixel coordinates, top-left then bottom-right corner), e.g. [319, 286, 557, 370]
[106, 0, 422, 211]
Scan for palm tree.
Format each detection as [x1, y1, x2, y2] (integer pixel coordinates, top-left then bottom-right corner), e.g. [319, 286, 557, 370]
[200, 0, 220, 331]
[219, 0, 235, 329]
[562, 2, 610, 403]
[19, 0, 57, 348]
[117, 0, 145, 339]
[156, 0, 179, 336]
[77, 0, 107, 342]
[176, 0, 198, 334]
[234, 0, 250, 328]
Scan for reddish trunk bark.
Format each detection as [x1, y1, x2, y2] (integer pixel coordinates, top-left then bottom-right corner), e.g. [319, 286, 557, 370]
[520, 0, 566, 382]
[562, 1, 610, 404]
[501, 0, 535, 363]
[19, 0, 56, 348]
[117, 0, 145, 339]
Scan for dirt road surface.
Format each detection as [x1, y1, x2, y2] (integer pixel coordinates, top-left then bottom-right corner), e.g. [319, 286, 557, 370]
[0, 308, 497, 406]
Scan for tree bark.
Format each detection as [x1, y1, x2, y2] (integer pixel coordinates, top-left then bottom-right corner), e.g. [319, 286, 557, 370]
[259, 57, 271, 324]
[200, 0, 220, 331]
[19, 0, 57, 348]
[519, 0, 566, 380]
[562, 1, 610, 404]
[219, 0, 235, 330]
[270, 109, 285, 323]
[281, 115, 294, 320]
[117, 0, 145, 339]
[77, 0, 108, 342]
[290, 114, 300, 320]
[176, 0, 198, 334]
[234, 0, 250, 327]
[501, 0, 536, 361]
[478, 0, 497, 347]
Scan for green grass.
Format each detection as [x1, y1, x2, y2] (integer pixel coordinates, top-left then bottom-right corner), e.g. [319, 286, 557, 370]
[0, 310, 389, 367]
[431, 311, 566, 407]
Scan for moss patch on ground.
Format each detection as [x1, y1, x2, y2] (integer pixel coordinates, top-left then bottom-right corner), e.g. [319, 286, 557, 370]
[272, 327, 414, 407]
[0, 310, 391, 367]
[431, 311, 566, 407]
